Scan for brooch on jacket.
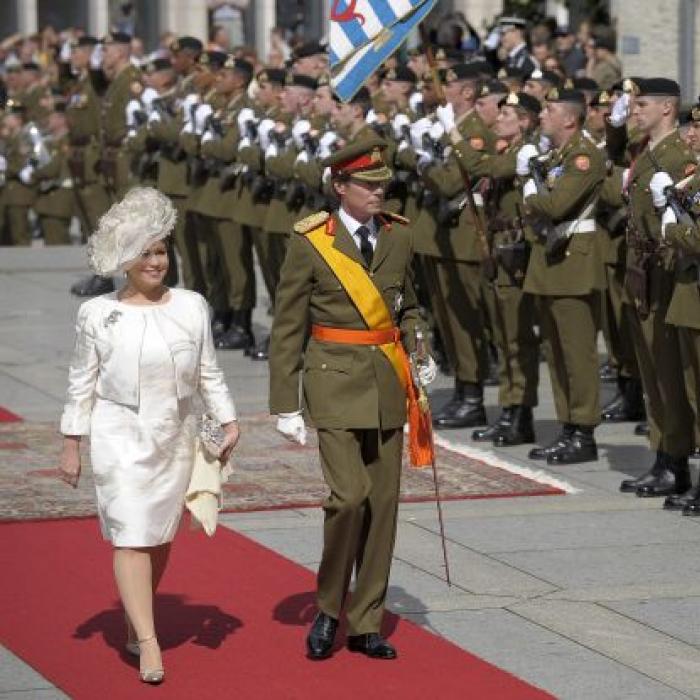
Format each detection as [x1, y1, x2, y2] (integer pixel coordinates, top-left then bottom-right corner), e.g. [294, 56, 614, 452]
[103, 310, 122, 327]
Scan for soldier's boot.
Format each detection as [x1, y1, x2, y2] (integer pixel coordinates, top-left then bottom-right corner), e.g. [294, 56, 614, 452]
[70, 275, 115, 297]
[547, 425, 597, 465]
[216, 309, 255, 351]
[634, 421, 650, 436]
[211, 310, 232, 344]
[636, 455, 691, 498]
[598, 359, 617, 383]
[664, 482, 700, 511]
[620, 451, 668, 493]
[528, 423, 575, 460]
[494, 406, 536, 447]
[472, 407, 513, 442]
[249, 335, 270, 361]
[682, 487, 700, 516]
[432, 381, 486, 429]
[601, 377, 646, 422]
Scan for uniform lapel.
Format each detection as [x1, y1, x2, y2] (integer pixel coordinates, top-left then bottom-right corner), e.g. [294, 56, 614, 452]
[371, 220, 394, 271]
[332, 213, 369, 269]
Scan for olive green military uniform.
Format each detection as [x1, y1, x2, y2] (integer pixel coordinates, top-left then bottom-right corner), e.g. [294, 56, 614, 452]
[416, 109, 494, 385]
[19, 82, 50, 124]
[2, 132, 36, 246]
[522, 130, 606, 428]
[269, 210, 423, 635]
[611, 131, 696, 458]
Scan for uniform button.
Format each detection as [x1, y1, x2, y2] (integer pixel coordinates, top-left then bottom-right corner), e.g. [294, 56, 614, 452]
[369, 271, 374, 277]
[321, 363, 327, 369]
[370, 345, 376, 351]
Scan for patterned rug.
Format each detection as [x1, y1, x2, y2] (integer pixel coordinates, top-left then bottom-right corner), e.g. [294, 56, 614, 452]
[0, 415, 566, 521]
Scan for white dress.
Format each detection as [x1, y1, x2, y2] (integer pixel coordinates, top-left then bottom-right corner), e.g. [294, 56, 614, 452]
[89, 306, 197, 547]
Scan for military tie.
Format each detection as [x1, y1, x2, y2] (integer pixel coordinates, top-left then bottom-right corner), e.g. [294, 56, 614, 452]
[356, 225, 374, 267]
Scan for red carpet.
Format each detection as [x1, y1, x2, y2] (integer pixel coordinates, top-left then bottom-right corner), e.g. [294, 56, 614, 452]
[0, 519, 552, 699]
[0, 406, 22, 422]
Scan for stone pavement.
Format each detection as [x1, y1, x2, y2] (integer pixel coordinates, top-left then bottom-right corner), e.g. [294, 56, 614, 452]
[1, 245, 699, 699]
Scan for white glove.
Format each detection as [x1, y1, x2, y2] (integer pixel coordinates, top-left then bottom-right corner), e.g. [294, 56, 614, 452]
[60, 40, 71, 62]
[609, 92, 630, 128]
[366, 108, 378, 124]
[0, 155, 7, 172]
[296, 150, 310, 164]
[621, 167, 631, 191]
[436, 103, 456, 133]
[417, 356, 438, 386]
[125, 99, 142, 127]
[276, 411, 307, 446]
[660, 206, 677, 238]
[194, 103, 213, 134]
[265, 143, 279, 160]
[649, 171, 674, 208]
[237, 107, 257, 131]
[317, 131, 338, 159]
[397, 139, 409, 153]
[291, 119, 311, 149]
[181, 93, 200, 119]
[428, 121, 445, 142]
[410, 117, 432, 150]
[523, 178, 537, 199]
[182, 119, 195, 135]
[409, 91, 424, 114]
[89, 43, 103, 70]
[516, 144, 539, 176]
[415, 149, 433, 172]
[19, 165, 34, 185]
[483, 27, 502, 51]
[322, 166, 332, 184]
[538, 135, 551, 154]
[258, 118, 275, 150]
[238, 136, 252, 150]
[141, 87, 159, 114]
[148, 110, 162, 124]
[392, 113, 411, 139]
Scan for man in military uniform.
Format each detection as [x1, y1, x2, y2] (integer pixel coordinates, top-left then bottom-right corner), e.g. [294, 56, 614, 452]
[614, 79, 697, 497]
[17, 62, 50, 124]
[498, 17, 537, 77]
[269, 135, 434, 661]
[517, 88, 606, 464]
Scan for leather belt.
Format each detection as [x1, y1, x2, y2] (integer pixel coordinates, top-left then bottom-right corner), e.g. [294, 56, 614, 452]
[311, 325, 400, 345]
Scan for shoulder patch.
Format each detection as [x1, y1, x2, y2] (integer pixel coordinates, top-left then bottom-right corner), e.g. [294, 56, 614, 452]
[495, 138, 509, 154]
[685, 163, 697, 177]
[469, 136, 485, 151]
[574, 155, 591, 172]
[293, 211, 330, 235]
[379, 211, 410, 226]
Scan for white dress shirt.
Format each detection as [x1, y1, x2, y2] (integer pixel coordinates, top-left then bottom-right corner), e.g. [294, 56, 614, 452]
[338, 206, 379, 252]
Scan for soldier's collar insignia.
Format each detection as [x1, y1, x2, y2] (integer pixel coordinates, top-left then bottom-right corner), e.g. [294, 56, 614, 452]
[224, 55, 235, 69]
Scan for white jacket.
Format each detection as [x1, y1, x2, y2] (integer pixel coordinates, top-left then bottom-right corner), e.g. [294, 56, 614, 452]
[60, 288, 236, 435]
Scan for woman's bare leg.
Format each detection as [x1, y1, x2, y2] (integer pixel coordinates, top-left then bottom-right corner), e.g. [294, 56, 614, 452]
[151, 543, 171, 592]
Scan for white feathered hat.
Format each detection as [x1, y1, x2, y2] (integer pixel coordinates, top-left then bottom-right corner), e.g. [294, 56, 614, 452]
[87, 187, 177, 276]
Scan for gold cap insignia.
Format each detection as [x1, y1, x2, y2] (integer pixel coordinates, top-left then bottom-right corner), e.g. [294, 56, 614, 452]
[199, 53, 209, 65]
[480, 84, 490, 96]
[446, 69, 457, 83]
[599, 90, 611, 105]
[386, 69, 397, 80]
[435, 49, 446, 61]
[622, 78, 639, 95]
[691, 106, 700, 122]
[506, 92, 519, 106]
[564, 78, 574, 89]
[547, 87, 559, 101]
[171, 40, 180, 52]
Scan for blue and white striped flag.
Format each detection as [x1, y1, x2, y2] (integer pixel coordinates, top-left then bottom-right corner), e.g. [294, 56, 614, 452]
[329, 0, 437, 102]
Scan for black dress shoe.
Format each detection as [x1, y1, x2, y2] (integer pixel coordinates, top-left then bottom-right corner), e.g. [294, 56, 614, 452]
[306, 612, 338, 660]
[620, 452, 667, 493]
[682, 491, 700, 516]
[664, 483, 700, 510]
[599, 360, 617, 383]
[215, 310, 254, 351]
[494, 405, 535, 447]
[347, 633, 397, 660]
[636, 456, 691, 498]
[472, 408, 512, 442]
[70, 275, 114, 297]
[249, 335, 270, 361]
[601, 378, 646, 422]
[528, 424, 575, 460]
[634, 422, 650, 437]
[433, 381, 486, 429]
[547, 426, 597, 465]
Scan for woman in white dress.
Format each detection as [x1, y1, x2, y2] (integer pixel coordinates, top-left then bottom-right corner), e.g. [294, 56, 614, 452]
[58, 188, 239, 684]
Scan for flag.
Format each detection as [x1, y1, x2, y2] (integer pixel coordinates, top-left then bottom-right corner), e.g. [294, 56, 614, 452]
[329, 0, 438, 102]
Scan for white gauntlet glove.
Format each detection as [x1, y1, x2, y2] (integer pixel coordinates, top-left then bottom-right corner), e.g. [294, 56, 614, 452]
[660, 207, 677, 238]
[318, 131, 338, 159]
[237, 107, 256, 131]
[428, 121, 445, 142]
[19, 165, 34, 185]
[276, 411, 307, 445]
[516, 144, 539, 176]
[292, 119, 311, 149]
[392, 113, 411, 139]
[523, 178, 537, 199]
[258, 118, 276, 150]
[408, 91, 424, 114]
[415, 149, 433, 172]
[649, 171, 674, 208]
[193, 103, 213, 134]
[265, 143, 279, 160]
[608, 92, 630, 128]
[410, 117, 432, 150]
[418, 356, 438, 386]
[436, 103, 456, 133]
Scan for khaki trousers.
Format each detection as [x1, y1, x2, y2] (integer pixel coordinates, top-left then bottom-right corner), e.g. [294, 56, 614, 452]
[316, 427, 402, 636]
[215, 218, 256, 311]
[678, 326, 700, 449]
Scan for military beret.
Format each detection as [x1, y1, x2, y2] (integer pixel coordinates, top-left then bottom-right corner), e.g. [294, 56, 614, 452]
[527, 69, 562, 88]
[499, 91, 541, 116]
[434, 46, 464, 63]
[257, 68, 287, 87]
[223, 55, 254, 79]
[22, 62, 40, 72]
[545, 87, 586, 107]
[590, 90, 612, 108]
[170, 36, 203, 54]
[102, 31, 132, 45]
[479, 80, 508, 97]
[73, 35, 98, 48]
[144, 57, 173, 73]
[316, 73, 331, 88]
[444, 63, 481, 83]
[383, 65, 417, 84]
[293, 41, 327, 59]
[322, 133, 392, 182]
[573, 77, 599, 92]
[199, 51, 227, 69]
[635, 78, 681, 97]
[469, 59, 496, 78]
[498, 16, 528, 30]
[332, 86, 371, 104]
[592, 30, 616, 53]
[285, 73, 317, 90]
[498, 66, 527, 82]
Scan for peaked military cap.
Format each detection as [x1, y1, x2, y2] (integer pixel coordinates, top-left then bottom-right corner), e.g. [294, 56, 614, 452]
[323, 133, 392, 182]
[480, 80, 508, 97]
[384, 65, 417, 84]
[636, 78, 681, 97]
[170, 36, 203, 54]
[498, 66, 527, 82]
[199, 51, 227, 69]
[545, 87, 586, 107]
[293, 41, 327, 59]
[285, 73, 317, 90]
[469, 59, 496, 78]
[257, 68, 287, 86]
[498, 16, 528, 30]
[499, 91, 541, 116]
[102, 31, 131, 45]
[332, 86, 371, 104]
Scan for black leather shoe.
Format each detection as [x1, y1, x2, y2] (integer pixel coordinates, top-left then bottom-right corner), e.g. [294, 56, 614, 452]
[601, 378, 646, 422]
[634, 422, 650, 437]
[211, 310, 232, 344]
[620, 452, 667, 493]
[70, 275, 114, 297]
[547, 426, 597, 465]
[599, 360, 617, 383]
[636, 456, 691, 498]
[528, 424, 574, 460]
[306, 612, 338, 660]
[664, 483, 700, 510]
[433, 382, 486, 429]
[216, 310, 254, 351]
[347, 633, 397, 660]
[682, 491, 700, 516]
[249, 335, 270, 361]
[472, 408, 512, 442]
[494, 405, 535, 447]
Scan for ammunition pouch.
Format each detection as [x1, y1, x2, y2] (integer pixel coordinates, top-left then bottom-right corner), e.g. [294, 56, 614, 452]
[219, 163, 242, 192]
[187, 157, 208, 188]
[286, 182, 307, 209]
[251, 175, 274, 204]
[159, 141, 186, 163]
[496, 238, 531, 285]
[436, 193, 467, 226]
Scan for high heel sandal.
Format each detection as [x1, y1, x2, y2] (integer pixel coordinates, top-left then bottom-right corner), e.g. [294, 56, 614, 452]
[125, 614, 140, 657]
[137, 635, 165, 684]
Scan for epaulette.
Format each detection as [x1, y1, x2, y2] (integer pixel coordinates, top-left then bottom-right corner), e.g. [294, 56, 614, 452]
[294, 211, 330, 234]
[379, 211, 410, 226]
